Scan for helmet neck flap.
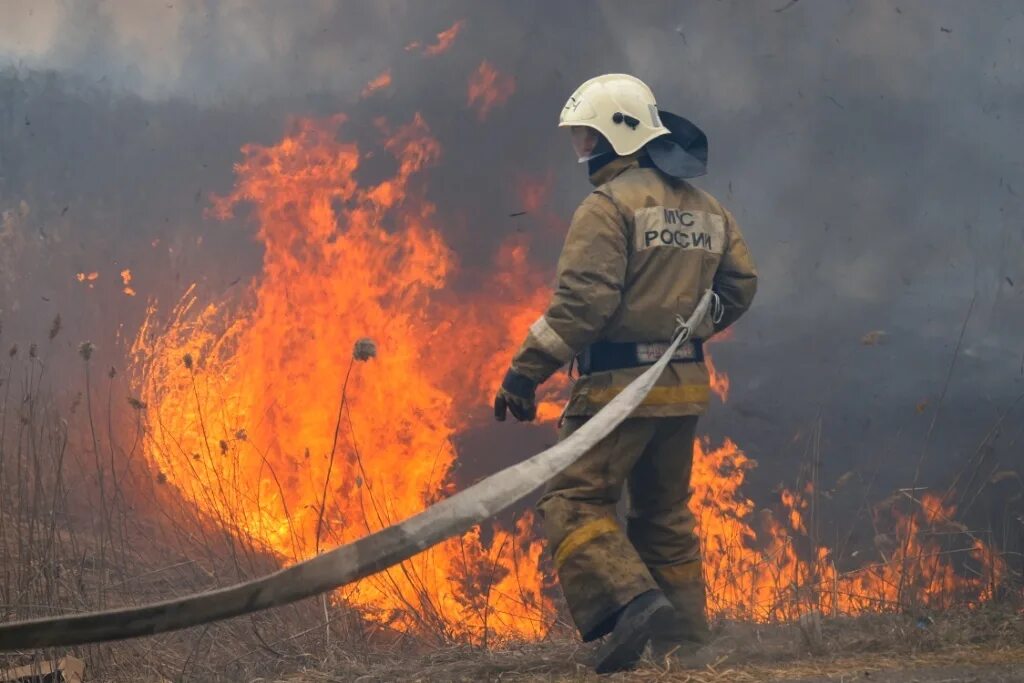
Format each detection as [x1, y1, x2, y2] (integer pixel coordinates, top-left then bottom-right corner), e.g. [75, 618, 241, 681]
[644, 109, 708, 179]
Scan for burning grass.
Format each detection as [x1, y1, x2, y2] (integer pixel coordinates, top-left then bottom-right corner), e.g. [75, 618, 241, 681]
[1, 311, 1021, 681]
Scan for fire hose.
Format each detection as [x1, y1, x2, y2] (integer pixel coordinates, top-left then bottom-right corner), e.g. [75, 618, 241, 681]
[0, 290, 716, 651]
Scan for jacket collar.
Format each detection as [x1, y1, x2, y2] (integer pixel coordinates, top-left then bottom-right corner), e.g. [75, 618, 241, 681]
[588, 152, 642, 187]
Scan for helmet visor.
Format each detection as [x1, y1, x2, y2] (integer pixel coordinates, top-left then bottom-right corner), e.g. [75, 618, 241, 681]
[570, 126, 603, 162]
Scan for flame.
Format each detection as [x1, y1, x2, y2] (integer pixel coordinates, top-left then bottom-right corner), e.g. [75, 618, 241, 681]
[705, 328, 734, 402]
[467, 61, 516, 121]
[360, 70, 392, 99]
[423, 19, 465, 57]
[694, 439, 1007, 620]
[705, 352, 730, 402]
[132, 109, 1006, 646]
[405, 20, 465, 57]
[440, 236, 569, 423]
[133, 113, 552, 644]
[693, 363, 1007, 621]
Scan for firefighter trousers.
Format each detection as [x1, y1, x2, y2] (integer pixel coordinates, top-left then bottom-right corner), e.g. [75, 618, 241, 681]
[537, 415, 708, 642]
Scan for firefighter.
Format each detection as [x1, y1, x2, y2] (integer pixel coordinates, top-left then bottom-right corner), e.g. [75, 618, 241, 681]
[494, 74, 757, 672]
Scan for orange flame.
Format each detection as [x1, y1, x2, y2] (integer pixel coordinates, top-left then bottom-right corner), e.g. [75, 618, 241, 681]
[705, 351, 730, 402]
[133, 114, 552, 643]
[405, 20, 465, 57]
[424, 19, 465, 57]
[693, 442, 1007, 621]
[467, 61, 516, 121]
[360, 70, 392, 99]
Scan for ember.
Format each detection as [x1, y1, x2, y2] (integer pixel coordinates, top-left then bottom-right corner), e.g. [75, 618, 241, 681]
[120, 268, 136, 296]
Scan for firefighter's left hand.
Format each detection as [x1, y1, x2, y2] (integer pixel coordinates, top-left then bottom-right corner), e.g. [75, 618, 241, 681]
[494, 368, 538, 422]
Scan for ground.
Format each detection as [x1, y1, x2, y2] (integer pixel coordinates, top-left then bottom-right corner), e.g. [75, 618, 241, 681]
[275, 609, 1024, 682]
[275, 644, 1024, 682]
[2, 594, 1022, 681]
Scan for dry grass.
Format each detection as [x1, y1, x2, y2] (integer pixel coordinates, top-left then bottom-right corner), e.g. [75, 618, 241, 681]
[1, 328, 1022, 681]
[276, 608, 1024, 682]
[0, 331, 371, 681]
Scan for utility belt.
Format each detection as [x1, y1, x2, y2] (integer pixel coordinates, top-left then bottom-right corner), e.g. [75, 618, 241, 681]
[575, 339, 704, 375]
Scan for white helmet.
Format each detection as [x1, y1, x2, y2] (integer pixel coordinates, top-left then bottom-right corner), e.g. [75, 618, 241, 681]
[558, 74, 670, 156]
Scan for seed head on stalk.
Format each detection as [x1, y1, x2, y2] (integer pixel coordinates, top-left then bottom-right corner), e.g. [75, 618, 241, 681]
[353, 337, 377, 362]
[315, 336, 377, 555]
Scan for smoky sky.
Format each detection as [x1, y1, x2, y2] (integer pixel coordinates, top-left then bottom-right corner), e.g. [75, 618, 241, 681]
[2, 0, 1024, 503]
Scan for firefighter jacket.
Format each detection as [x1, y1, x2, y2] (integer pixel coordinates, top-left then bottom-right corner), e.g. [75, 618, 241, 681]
[511, 153, 757, 417]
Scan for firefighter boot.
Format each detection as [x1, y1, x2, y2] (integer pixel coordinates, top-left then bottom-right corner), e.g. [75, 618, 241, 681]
[593, 589, 676, 674]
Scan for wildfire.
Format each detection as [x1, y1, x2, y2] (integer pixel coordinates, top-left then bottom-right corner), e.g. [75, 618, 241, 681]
[132, 109, 1006, 646]
[467, 61, 516, 121]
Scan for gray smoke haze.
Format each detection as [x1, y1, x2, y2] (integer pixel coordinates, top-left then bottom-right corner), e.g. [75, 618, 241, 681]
[2, 0, 1023, 511]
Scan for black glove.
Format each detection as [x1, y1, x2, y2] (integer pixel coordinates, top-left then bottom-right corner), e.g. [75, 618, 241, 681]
[493, 368, 538, 422]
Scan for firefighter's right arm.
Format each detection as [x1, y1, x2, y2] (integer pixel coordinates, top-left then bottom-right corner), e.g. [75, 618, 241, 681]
[712, 209, 757, 333]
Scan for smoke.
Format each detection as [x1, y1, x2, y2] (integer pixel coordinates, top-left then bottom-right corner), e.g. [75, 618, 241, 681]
[1, 1, 397, 101]
[2, 0, 1023, 496]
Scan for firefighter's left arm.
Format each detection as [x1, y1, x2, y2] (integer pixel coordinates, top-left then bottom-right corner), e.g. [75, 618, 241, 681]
[510, 192, 627, 384]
